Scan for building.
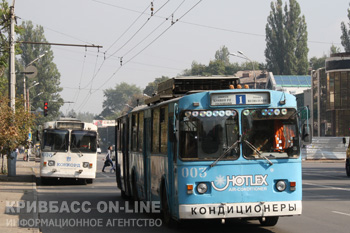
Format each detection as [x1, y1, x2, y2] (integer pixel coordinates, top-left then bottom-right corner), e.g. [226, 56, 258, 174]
[312, 53, 350, 136]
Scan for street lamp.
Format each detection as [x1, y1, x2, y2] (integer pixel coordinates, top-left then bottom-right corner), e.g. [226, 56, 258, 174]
[27, 82, 39, 111]
[29, 92, 43, 111]
[22, 51, 48, 111]
[230, 51, 257, 89]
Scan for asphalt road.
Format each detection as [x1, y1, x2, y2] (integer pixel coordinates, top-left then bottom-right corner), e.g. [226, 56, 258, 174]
[34, 157, 350, 233]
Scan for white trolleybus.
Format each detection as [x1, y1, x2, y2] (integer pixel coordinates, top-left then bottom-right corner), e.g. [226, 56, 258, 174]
[39, 118, 98, 184]
[115, 76, 311, 226]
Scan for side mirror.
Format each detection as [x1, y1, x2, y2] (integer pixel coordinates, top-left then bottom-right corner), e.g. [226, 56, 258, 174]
[302, 124, 312, 145]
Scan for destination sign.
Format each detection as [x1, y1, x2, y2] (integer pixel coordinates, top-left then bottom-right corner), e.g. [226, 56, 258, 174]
[210, 92, 270, 106]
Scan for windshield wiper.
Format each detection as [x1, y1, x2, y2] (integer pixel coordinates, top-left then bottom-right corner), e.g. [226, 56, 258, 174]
[204, 135, 241, 172]
[244, 140, 273, 165]
[71, 144, 84, 157]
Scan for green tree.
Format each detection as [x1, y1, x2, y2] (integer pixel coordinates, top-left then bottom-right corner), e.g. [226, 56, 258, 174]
[183, 61, 208, 76]
[0, 94, 35, 173]
[17, 21, 64, 123]
[143, 76, 169, 96]
[330, 44, 341, 54]
[76, 112, 95, 123]
[265, 0, 309, 75]
[309, 45, 341, 70]
[0, 1, 23, 93]
[341, 4, 350, 52]
[309, 55, 326, 70]
[101, 82, 141, 117]
[214, 45, 230, 65]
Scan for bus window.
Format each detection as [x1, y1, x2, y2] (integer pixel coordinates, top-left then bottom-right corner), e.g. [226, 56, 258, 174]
[180, 110, 239, 160]
[242, 108, 299, 159]
[42, 129, 69, 152]
[71, 130, 97, 153]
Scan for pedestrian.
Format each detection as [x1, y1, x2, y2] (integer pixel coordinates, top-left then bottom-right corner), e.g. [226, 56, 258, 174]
[102, 145, 114, 173]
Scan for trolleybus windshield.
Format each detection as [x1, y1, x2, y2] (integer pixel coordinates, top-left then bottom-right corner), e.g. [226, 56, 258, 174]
[180, 110, 239, 160]
[42, 129, 69, 152]
[242, 108, 300, 159]
[71, 130, 97, 153]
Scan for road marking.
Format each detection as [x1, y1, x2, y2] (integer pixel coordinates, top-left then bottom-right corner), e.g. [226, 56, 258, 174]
[303, 182, 350, 192]
[332, 211, 350, 217]
[101, 173, 110, 178]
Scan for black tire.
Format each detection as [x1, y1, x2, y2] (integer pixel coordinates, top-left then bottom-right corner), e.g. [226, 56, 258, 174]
[86, 179, 93, 184]
[121, 189, 128, 199]
[259, 216, 279, 226]
[41, 177, 48, 185]
[132, 174, 139, 201]
[346, 164, 350, 177]
[161, 186, 178, 228]
[79, 179, 87, 185]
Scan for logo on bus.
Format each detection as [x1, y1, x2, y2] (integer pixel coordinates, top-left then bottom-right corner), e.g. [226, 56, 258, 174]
[67, 157, 71, 162]
[211, 174, 268, 192]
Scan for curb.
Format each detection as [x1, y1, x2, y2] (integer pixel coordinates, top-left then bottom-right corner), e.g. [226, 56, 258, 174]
[31, 167, 40, 233]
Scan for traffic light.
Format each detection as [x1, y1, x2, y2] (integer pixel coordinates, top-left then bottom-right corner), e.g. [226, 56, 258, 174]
[44, 102, 48, 116]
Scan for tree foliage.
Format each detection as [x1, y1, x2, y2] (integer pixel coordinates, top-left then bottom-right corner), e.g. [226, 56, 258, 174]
[341, 4, 350, 52]
[309, 45, 341, 70]
[265, 0, 309, 75]
[0, 1, 23, 93]
[214, 45, 230, 66]
[101, 82, 142, 118]
[183, 46, 263, 76]
[143, 76, 169, 96]
[17, 21, 64, 123]
[0, 93, 35, 155]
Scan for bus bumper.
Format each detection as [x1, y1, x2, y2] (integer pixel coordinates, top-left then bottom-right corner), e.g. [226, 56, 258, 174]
[179, 200, 301, 219]
[40, 169, 96, 179]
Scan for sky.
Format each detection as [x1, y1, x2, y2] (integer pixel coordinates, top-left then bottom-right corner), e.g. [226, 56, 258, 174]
[14, 0, 350, 115]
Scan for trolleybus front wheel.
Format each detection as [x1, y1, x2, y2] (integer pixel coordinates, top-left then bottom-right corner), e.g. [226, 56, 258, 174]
[86, 179, 93, 184]
[259, 216, 279, 226]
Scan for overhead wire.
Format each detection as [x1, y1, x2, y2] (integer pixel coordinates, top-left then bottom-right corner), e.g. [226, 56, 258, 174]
[90, 0, 203, 95]
[121, 0, 186, 58]
[105, 3, 151, 53]
[91, 0, 342, 46]
[76, 49, 102, 112]
[71, 46, 87, 111]
[107, 0, 171, 59]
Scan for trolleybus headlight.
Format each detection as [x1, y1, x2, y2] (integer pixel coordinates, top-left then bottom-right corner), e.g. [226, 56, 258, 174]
[83, 162, 89, 168]
[276, 180, 287, 192]
[197, 183, 208, 194]
[243, 110, 250, 116]
[274, 109, 281, 115]
[185, 111, 192, 117]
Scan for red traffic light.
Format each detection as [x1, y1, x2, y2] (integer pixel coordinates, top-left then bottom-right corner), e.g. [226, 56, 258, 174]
[44, 102, 48, 116]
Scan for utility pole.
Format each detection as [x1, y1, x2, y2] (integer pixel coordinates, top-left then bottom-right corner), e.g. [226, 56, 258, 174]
[9, 1, 16, 111]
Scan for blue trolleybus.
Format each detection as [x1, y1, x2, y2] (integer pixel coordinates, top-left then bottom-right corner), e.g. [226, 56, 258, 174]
[115, 76, 310, 226]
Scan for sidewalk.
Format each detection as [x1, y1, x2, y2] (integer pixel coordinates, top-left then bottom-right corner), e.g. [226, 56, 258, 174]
[0, 157, 40, 233]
